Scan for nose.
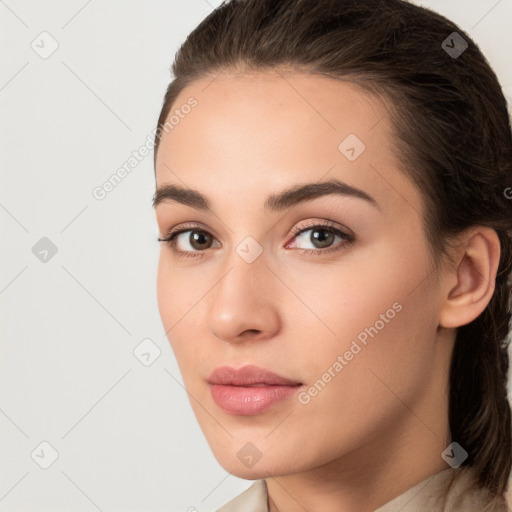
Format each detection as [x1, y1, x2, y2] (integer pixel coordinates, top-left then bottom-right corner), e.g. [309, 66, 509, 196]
[208, 251, 282, 344]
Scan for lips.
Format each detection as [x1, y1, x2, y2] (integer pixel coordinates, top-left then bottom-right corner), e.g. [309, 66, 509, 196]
[207, 364, 303, 387]
[207, 365, 303, 415]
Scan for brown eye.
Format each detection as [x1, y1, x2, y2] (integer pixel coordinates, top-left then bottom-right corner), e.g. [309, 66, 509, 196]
[157, 224, 221, 259]
[188, 230, 213, 250]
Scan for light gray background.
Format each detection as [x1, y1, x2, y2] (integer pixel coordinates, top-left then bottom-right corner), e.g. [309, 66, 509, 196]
[1, 1, 511, 511]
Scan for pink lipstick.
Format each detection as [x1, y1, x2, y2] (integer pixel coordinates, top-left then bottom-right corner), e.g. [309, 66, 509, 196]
[207, 365, 303, 415]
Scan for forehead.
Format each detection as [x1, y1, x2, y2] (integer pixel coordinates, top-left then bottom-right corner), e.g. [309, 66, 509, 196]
[154, 69, 420, 215]
[156, 70, 389, 167]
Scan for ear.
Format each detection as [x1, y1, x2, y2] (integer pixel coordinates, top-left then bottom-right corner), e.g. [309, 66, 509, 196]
[439, 227, 501, 329]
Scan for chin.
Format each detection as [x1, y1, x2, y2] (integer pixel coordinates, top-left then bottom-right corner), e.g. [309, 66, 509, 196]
[218, 459, 286, 480]
[211, 444, 302, 480]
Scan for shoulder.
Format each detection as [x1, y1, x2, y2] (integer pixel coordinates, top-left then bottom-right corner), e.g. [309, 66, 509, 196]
[215, 479, 268, 512]
[376, 467, 510, 512]
[441, 467, 511, 512]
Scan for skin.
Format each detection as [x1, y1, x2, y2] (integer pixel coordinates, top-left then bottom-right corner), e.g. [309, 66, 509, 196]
[154, 69, 500, 512]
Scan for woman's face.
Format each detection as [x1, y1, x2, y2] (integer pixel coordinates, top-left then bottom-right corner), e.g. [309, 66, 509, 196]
[154, 70, 451, 479]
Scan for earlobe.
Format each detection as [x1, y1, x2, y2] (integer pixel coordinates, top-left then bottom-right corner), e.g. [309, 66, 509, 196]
[439, 227, 500, 329]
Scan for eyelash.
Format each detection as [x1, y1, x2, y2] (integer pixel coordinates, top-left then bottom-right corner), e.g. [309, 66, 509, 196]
[157, 220, 354, 259]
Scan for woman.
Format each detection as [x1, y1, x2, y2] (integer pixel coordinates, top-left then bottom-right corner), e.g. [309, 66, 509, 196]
[152, 0, 512, 510]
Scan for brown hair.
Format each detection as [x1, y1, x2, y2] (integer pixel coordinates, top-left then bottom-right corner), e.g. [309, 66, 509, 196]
[153, 0, 512, 501]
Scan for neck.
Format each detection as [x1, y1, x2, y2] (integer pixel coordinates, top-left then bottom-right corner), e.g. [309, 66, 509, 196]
[267, 422, 450, 512]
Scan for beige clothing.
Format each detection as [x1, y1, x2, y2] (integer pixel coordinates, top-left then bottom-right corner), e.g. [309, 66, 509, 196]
[216, 466, 511, 512]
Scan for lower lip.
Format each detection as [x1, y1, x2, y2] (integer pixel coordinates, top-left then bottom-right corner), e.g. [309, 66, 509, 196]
[209, 384, 302, 415]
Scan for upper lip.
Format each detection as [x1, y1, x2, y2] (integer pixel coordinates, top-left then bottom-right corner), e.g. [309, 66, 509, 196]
[207, 365, 303, 386]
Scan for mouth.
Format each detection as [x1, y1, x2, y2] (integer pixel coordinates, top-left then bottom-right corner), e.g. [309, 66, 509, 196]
[207, 365, 303, 415]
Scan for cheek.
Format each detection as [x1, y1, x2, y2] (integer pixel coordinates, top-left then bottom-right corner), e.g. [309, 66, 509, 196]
[292, 234, 430, 333]
[156, 253, 215, 374]
[294, 292, 438, 444]
[156, 254, 174, 328]
[156, 254, 192, 356]
[290, 231, 438, 382]
[156, 252, 202, 327]
[279, 273, 440, 468]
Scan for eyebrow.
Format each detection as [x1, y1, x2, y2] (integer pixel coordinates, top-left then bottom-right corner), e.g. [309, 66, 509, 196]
[152, 177, 379, 212]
